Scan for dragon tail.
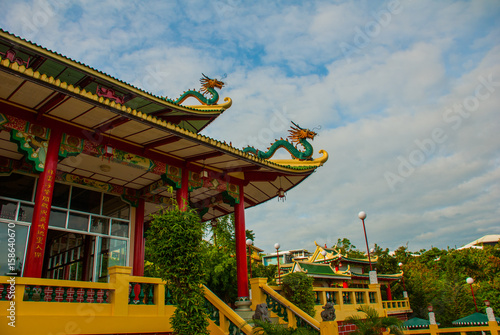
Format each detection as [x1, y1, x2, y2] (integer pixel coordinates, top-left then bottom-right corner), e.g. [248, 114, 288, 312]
[243, 146, 258, 155]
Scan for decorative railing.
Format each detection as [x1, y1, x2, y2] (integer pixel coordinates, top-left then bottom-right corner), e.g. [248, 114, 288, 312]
[203, 286, 253, 335]
[382, 299, 411, 311]
[129, 282, 154, 305]
[403, 323, 500, 335]
[0, 266, 253, 335]
[259, 284, 411, 324]
[260, 283, 321, 333]
[313, 287, 380, 310]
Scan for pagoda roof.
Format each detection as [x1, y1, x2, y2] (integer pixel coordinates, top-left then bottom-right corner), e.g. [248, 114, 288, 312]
[308, 243, 379, 265]
[452, 312, 500, 326]
[0, 29, 328, 221]
[402, 317, 435, 329]
[0, 29, 229, 133]
[293, 262, 351, 279]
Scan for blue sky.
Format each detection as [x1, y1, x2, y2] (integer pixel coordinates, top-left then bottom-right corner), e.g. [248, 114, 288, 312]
[1, 0, 499, 254]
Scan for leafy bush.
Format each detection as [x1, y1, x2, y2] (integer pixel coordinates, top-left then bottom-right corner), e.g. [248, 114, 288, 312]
[345, 305, 403, 335]
[146, 205, 209, 335]
[251, 319, 317, 334]
[281, 272, 316, 317]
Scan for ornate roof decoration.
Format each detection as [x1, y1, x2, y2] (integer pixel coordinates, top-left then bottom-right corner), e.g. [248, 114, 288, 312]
[243, 121, 329, 168]
[0, 28, 330, 218]
[175, 73, 225, 106]
[0, 29, 231, 133]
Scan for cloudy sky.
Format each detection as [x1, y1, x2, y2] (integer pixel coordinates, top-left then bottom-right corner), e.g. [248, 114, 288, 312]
[1, 0, 499, 254]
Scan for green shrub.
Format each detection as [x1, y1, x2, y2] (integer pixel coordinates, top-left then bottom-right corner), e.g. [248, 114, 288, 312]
[146, 205, 209, 335]
[251, 319, 317, 334]
[281, 272, 316, 317]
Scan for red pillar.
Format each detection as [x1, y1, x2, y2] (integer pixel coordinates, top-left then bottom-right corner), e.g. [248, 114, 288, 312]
[132, 198, 145, 276]
[176, 166, 189, 211]
[24, 128, 62, 278]
[235, 186, 249, 299]
[386, 284, 393, 300]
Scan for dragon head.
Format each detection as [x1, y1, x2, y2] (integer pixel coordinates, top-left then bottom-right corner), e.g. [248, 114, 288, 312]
[287, 121, 317, 144]
[200, 73, 225, 94]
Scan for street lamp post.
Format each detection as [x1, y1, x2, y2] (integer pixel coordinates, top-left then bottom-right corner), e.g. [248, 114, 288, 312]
[246, 239, 253, 279]
[466, 277, 478, 312]
[320, 249, 327, 263]
[399, 262, 408, 299]
[358, 211, 372, 271]
[398, 262, 406, 290]
[275, 243, 281, 284]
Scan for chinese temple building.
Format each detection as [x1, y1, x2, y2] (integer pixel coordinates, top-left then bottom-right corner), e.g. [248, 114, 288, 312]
[284, 242, 404, 298]
[0, 28, 414, 335]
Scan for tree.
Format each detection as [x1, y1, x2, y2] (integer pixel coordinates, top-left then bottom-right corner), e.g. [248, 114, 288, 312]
[252, 262, 277, 283]
[146, 205, 209, 335]
[334, 238, 357, 255]
[345, 305, 403, 335]
[202, 214, 266, 304]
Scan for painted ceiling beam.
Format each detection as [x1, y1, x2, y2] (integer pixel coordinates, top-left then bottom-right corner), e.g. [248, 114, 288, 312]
[95, 116, 130, 134]
[185, 151, 224, 163]
[243, 171, 281, 182]
[36, 93, 67, 120]
[143, 136, 182, 150]
[0, 102, 186, 167]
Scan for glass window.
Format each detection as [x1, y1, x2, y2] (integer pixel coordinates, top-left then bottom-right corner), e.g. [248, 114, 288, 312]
[0, 222, 29, 276]
[18, 203, 34, 222]
[67, 212, 89, 231]
[102, 194, 130, 220]
[90, 217, 110, 235]
[0, 173, 36, 201]
[70, 187, 101, 214]
[52, 183, 70, 208]
[0, 200, 17, 220]
[96, 238, 127, 282]
[49, 209, 67, 228]
[111, 220, 129, 238]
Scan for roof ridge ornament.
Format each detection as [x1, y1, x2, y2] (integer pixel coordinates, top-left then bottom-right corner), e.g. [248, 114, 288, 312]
[174, 73, 225, 106]
[243, 121, 320, 161]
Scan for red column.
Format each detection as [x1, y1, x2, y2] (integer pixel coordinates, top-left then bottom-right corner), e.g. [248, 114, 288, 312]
[132, 198, 145, 276]
[24, 128, 62, 278]
[176, 167, 189, 211]
[235, 186, 249, 299]
[386, 284, 393, 300]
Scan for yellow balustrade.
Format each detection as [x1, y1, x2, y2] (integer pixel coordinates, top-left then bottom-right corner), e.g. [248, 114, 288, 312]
[251, 277, 411, 335]
[250, 278, 321, 332]
[382, 299, 411, 313]
[0, 266, 252, 335]
[404, 322, 499, 335]
[203, 286, 253, 334]
[310, 285, 410, 321]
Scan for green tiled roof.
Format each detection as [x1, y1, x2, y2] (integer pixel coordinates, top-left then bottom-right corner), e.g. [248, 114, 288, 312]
[452, 313, 500, 326]
[297, 263, 350, 278]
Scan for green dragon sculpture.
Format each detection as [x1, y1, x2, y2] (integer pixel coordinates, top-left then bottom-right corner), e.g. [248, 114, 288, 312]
[174, 73, 225, 105]
[243, 122, 318, 160]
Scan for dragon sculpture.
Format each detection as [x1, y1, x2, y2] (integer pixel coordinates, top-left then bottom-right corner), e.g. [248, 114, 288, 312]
[243, 122, 318, 160]
[174, 73, 225, 105]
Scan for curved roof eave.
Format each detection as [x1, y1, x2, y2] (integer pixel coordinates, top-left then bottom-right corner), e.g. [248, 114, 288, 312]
[0, 51, 326, 176]
[0, 29, 229, 115]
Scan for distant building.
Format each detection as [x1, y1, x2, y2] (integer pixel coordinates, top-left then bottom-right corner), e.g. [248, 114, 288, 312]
[458, 235, 500, 250]
[262, 249, 311, 266]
